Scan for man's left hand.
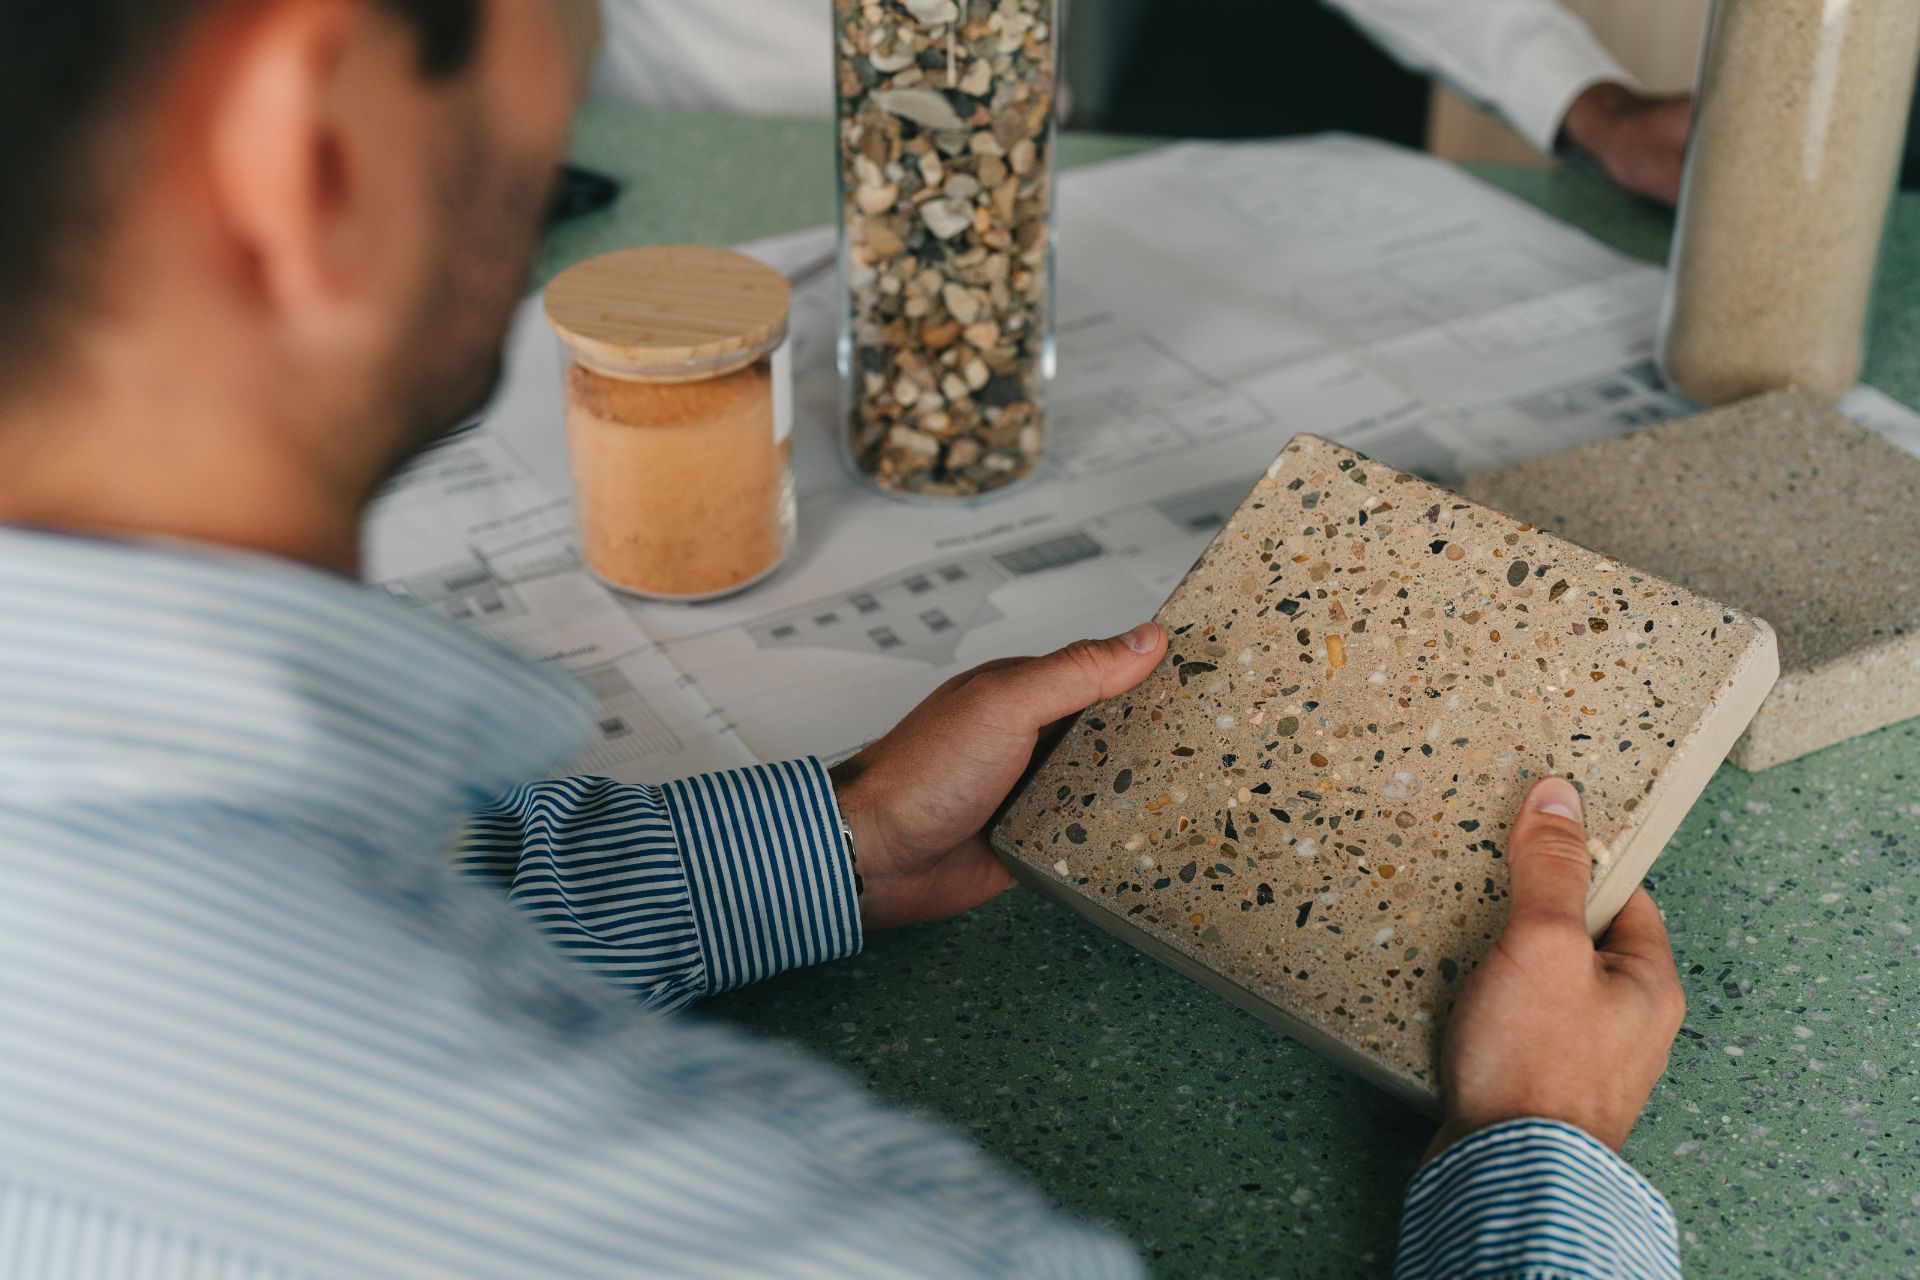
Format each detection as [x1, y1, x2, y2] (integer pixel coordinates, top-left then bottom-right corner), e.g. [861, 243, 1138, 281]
[830, 623, 1168, 930]
[1561, 82, 1692, 206]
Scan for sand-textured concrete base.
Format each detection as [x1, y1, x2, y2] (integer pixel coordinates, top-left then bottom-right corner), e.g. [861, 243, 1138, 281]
[992, 434, 1776, 1110]
[1464, 392, 1920, 770]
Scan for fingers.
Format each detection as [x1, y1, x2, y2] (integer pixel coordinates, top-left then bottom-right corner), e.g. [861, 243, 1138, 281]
[1657, 95, 1694, 140]
[1000, 714, 1083, 811]
[1600, 886, 1676, 969]
[1602, 888, 1686, 1032]
[1597, 890, 1689, 1020]
[965, 623, 1166, 730]
[1503, 777, 1595, 935]
[1033, 712, 1078, 755]
[928, 656, 1026, 702]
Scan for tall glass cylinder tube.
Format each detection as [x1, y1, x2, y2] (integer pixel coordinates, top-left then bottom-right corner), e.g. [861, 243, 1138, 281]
[1659, 0, 1920, 406]
[835, 0, 1059, 499]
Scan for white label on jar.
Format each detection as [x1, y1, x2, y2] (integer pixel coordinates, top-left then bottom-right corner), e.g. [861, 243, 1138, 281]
[772, 338, 794, 446]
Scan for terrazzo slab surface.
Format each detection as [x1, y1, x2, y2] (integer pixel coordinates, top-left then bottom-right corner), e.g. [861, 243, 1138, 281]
[990, 435, 1777, 1108]
[566, 106, 1920, 1278]
[1464, 392, 1920, 771]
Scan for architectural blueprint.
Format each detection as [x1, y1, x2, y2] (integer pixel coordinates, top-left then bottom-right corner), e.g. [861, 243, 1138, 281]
[375, 134, 1920, 781]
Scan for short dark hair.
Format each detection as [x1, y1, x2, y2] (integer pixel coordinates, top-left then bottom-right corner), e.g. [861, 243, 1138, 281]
[0, 0, 479, 392]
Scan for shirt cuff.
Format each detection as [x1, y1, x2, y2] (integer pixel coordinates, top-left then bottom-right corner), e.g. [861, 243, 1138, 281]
[1394, 1119, 1681, 1280]
[662, 758, 863, 995]
[1498, 30, 1636, 155]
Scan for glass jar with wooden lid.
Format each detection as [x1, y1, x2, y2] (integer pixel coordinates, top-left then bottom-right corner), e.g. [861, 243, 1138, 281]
[545, 245, 796, 602]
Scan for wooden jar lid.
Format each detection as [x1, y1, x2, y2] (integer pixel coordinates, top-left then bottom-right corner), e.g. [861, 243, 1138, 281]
[543, 245, 792, 377]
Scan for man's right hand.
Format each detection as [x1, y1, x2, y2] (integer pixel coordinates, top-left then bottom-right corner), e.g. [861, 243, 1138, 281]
[1426, 776, 1687, 1162]
[830, 624, 1167, 932]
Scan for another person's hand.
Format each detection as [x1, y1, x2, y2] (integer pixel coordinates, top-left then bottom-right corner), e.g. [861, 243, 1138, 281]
[1426, 776, 1686, 1162]
[1561, 82, 1692, 205]
[830, 623, 1167, 930]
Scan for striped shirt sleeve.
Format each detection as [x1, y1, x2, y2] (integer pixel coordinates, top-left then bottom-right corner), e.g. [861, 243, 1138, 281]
[457, 758, 863, 1007]
[1394, 1119, 1682, 1280]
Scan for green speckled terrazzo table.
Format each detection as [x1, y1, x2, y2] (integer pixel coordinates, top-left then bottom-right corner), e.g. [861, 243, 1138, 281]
[547, 104, 1920, 1279]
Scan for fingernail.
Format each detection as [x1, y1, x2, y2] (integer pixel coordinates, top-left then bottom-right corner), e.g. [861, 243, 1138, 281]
[1528, 776, 1583, 822]
[1119, 622, 1161, 654]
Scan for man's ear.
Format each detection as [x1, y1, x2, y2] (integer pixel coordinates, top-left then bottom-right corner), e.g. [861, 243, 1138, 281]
[202, 0, 425, 322]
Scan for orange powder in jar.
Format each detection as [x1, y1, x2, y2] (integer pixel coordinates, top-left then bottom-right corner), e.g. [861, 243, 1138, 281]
[545, 246, 796, 601]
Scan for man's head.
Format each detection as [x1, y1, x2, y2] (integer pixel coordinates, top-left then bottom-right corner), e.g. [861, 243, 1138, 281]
[0, 0, 584, 565]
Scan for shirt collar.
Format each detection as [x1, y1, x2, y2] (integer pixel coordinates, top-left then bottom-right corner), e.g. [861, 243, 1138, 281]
[0, 526, 594, 846]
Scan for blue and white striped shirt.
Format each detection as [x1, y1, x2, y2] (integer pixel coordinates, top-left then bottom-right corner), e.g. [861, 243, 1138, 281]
[0, 526, 1681, 1278]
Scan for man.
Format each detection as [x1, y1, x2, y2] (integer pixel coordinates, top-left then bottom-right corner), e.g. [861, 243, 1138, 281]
[591, 0, 1692, 203]
[0, 2, 1686, 1275]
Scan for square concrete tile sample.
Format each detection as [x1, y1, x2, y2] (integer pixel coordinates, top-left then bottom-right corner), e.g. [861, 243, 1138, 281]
[1464, 392, 1920, 770]
[992, 434, 1777, 1111]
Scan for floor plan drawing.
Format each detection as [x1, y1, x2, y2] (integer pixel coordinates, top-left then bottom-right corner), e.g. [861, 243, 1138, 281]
[746, 528, 1109, 667]
[1050, 334, 1275, 479]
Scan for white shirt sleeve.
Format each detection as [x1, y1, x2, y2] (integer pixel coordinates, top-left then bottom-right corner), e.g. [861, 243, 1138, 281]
[1320, 0, 1635, 152]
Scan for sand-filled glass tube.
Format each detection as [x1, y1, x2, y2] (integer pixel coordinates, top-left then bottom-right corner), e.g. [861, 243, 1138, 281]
[1659, 0, 1920, 406]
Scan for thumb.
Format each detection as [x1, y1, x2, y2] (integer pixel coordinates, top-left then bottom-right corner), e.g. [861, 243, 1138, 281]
[1504, 777, 1595, 935]
[978, 623, 1166, 730]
